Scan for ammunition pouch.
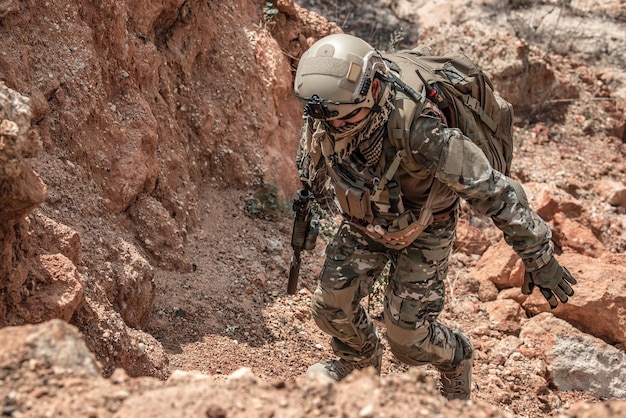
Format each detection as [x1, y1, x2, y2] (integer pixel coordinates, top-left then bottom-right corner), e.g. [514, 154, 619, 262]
[354, 182, 455, 250]
[334, 176, 373, 222]
[328, 163, 375, 223]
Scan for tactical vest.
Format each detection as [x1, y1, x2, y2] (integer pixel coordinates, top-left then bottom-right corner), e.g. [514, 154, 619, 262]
[320, 127, 439, 250]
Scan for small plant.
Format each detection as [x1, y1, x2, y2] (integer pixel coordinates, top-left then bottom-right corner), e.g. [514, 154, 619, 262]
[263, 1, 279, 22]
[245, 183, 290, 220]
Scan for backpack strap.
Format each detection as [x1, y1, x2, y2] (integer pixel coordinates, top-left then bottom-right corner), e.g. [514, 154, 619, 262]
[452, 86, 498, 134]
[387, 90, 428, 175]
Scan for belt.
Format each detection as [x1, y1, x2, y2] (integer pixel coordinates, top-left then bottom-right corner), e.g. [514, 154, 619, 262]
[345, 200, 459, 227]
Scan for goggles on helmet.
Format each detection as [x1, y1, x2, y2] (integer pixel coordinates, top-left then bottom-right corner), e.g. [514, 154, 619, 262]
[296, 94, 368, 120]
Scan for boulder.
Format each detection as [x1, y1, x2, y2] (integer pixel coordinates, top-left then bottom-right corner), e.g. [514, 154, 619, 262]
[483, 299, 525, 335]
[523, 253, 626, 347]
[471, 239, 524, 290]
[17, 254, 85, 323]
[0, 319, 100, 378]
[30, 211, 82, 264]
[596, 178, 626, 209]
[550, 213, 606, 257]
[520, 313, 626, 399]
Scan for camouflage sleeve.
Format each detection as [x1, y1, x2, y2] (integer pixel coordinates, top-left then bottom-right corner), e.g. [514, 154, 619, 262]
[295, 118, 313, 186]
[296, 117, 338, 213]
[409, 114, 552, 262]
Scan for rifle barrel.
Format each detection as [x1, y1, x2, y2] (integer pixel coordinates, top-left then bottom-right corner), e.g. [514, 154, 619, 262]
[287, 252, 301, 295]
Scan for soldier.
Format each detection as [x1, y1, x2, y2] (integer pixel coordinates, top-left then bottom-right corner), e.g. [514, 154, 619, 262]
[293, 33, 577, 400]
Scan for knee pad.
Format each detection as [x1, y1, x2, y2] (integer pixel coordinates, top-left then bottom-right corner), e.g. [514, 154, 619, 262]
[386, 320, 472, 368]
[386, 321, 450, 366]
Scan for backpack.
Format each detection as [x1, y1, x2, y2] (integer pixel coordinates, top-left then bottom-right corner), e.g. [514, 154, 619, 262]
[381, 48, 515, 177]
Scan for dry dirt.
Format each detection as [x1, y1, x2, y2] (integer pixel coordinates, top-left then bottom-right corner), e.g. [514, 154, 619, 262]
[2, 0, 626, 417]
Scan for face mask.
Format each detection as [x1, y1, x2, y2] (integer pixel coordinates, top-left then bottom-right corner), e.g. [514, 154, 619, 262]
[318, 84, 395, 163]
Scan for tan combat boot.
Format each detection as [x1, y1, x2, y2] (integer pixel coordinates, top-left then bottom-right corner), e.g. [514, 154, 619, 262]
[438, 356, 473, 400]
[306, 346, 383, 381]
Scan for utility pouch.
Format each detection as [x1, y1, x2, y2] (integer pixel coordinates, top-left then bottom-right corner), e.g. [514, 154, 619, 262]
[334, 175, 373, 222]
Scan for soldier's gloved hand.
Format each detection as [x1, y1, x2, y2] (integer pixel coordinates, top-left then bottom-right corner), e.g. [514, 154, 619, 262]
[522, 256, 577, 309]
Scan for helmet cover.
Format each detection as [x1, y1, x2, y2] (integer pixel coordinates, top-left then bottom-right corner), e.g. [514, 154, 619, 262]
[294, 34, 387, 120]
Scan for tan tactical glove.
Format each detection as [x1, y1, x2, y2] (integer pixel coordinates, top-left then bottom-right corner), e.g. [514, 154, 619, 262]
[522, 256, 577, 309]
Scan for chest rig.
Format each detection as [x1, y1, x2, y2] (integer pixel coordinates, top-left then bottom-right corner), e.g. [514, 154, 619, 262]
[320, 129, 437, 250]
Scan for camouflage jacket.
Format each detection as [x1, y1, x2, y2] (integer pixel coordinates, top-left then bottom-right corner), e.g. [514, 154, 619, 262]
[296, 100, 553, 264]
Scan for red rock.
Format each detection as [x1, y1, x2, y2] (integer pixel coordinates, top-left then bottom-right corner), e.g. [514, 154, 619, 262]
[596, 178, 626, 208]
[551, 213, 606, 257]
[483, 299, 525, 335]
[472, 239, 523, 290]
[523, 253, 626, 346]
[525, 183, 584, 222]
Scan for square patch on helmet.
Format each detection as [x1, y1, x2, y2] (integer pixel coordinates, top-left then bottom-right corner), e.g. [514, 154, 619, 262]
[346, 62, 362, 82]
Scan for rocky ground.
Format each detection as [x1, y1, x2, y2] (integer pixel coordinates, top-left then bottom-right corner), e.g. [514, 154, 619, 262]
[144, 2, 626, 414]
[1, 0, 626, 417]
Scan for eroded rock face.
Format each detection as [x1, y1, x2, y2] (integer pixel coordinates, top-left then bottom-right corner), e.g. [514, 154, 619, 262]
[0, 82, 47, 326]
[0, 0, 338, 377]
[0, 66, 162, 375]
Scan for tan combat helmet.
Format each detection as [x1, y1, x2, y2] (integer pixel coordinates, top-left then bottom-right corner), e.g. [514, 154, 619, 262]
[294, 34, 388, 120]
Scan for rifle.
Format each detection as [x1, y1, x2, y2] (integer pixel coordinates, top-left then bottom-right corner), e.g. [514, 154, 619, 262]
[287, 189, 319, 295]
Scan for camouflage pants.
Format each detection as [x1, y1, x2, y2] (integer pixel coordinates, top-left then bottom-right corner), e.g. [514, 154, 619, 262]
[311, 213, 473, 369]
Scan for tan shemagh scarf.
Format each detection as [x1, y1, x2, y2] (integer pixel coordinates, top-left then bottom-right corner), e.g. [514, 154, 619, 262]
[313, 84, 395, 164]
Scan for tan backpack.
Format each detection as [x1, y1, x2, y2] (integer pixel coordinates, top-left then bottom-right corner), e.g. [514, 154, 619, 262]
[382, 48, 515, 177]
